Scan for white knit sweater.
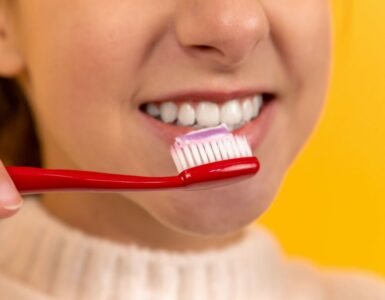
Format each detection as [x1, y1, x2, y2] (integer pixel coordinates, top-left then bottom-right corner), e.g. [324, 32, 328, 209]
[0, 197, 384, 300]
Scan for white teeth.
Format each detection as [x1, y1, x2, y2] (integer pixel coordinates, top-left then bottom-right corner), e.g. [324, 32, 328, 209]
[196, 102, 220, 127]
[160, 102, 178, 123]
[143, 94, 266, 129]
[242, 98, 253, 122]
[220, 100, 242, 126]
[252, 95, 263, 118]
[177, 103, 195, 126]
[146, 103, 160, 117]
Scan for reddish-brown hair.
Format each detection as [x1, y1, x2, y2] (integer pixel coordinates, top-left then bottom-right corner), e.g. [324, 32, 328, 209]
[0, 78, 41, 166]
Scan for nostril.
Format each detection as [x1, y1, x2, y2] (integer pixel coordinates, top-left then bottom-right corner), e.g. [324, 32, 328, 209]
[195, 45, 212, 51]
[192, 45, 220, 55]
[191, 44, 225, 61]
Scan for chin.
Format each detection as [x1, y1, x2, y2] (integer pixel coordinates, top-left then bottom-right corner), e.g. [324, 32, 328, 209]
[134, 176, 280, 237]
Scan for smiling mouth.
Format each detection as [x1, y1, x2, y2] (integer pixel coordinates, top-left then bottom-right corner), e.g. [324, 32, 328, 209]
[139, 93, 274, 131]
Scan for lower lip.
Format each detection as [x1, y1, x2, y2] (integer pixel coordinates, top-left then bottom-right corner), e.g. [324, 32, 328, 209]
[137, 98, 277, 152]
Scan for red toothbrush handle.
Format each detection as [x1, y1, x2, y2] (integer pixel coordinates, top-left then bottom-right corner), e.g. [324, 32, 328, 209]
[6, 157, 259, 195]
[6, 167, 183, 194]
[179, 157, 259, 189]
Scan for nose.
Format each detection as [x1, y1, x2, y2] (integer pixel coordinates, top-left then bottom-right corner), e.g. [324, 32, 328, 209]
[174, 0, 269, 70]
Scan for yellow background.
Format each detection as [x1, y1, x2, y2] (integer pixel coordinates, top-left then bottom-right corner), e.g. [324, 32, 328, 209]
[259, 0, 385, 276]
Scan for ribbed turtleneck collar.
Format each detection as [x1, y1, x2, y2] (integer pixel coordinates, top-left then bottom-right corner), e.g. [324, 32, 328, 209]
[0, 196, 286, 300]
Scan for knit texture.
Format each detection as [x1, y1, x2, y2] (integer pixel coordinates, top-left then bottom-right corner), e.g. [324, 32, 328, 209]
[0, 196, 384, 300]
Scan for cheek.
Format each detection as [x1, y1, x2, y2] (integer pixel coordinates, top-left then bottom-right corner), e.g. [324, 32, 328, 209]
[266, 0, 331, 150]
[19, 3, 167, 171]
[28, 11, 142, 106]
[266, 0, 331, 93]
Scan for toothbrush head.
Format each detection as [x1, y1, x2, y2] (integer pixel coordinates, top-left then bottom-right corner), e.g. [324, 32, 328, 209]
[170, 124, 259, 189]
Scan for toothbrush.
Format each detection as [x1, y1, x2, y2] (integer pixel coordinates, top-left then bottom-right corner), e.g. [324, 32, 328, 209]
[6, 124, 259, 195]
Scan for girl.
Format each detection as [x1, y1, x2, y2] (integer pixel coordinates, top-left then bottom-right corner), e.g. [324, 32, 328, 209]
[0, 0, 384, 299]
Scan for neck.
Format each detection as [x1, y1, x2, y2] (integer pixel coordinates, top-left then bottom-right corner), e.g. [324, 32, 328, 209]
[41, 192, 245, 251]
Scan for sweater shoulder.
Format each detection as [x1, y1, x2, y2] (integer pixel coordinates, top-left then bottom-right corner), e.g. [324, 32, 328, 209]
[284, 258, 385, 300]
[322, 268, 385, 300]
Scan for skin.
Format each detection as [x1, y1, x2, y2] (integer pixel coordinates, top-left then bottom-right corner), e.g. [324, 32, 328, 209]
[0, 0, 331, 251]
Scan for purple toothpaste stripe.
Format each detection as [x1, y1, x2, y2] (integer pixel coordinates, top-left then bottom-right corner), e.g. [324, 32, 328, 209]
[175, 124, 230, 146]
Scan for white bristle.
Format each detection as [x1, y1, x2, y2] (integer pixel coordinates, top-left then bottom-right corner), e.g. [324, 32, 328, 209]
[243, 136, 253, 156]
[211, 140, 222, 161]
[223, 137, 235, 158]
[217, 139, 229, 160]
[203, 141, 216, 162]
[234, 136, 245, 156]
[197, 143, 209, 164]
[176, 147, 188, 171]
[190, 143, 202, 166]
[229, 137, 241, 157]
[183, 146, 195, 168]
[170, 125, 254, 173]
[171, 149, 183, 173]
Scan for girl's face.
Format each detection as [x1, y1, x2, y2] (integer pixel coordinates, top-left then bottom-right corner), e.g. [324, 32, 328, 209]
[7, 0, 330, 235]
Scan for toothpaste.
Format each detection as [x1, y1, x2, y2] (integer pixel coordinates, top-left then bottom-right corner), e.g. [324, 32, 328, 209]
[174, 123, 230, 146]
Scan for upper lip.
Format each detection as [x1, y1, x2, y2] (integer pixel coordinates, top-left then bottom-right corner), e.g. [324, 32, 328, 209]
[138, 88, 274, 105]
